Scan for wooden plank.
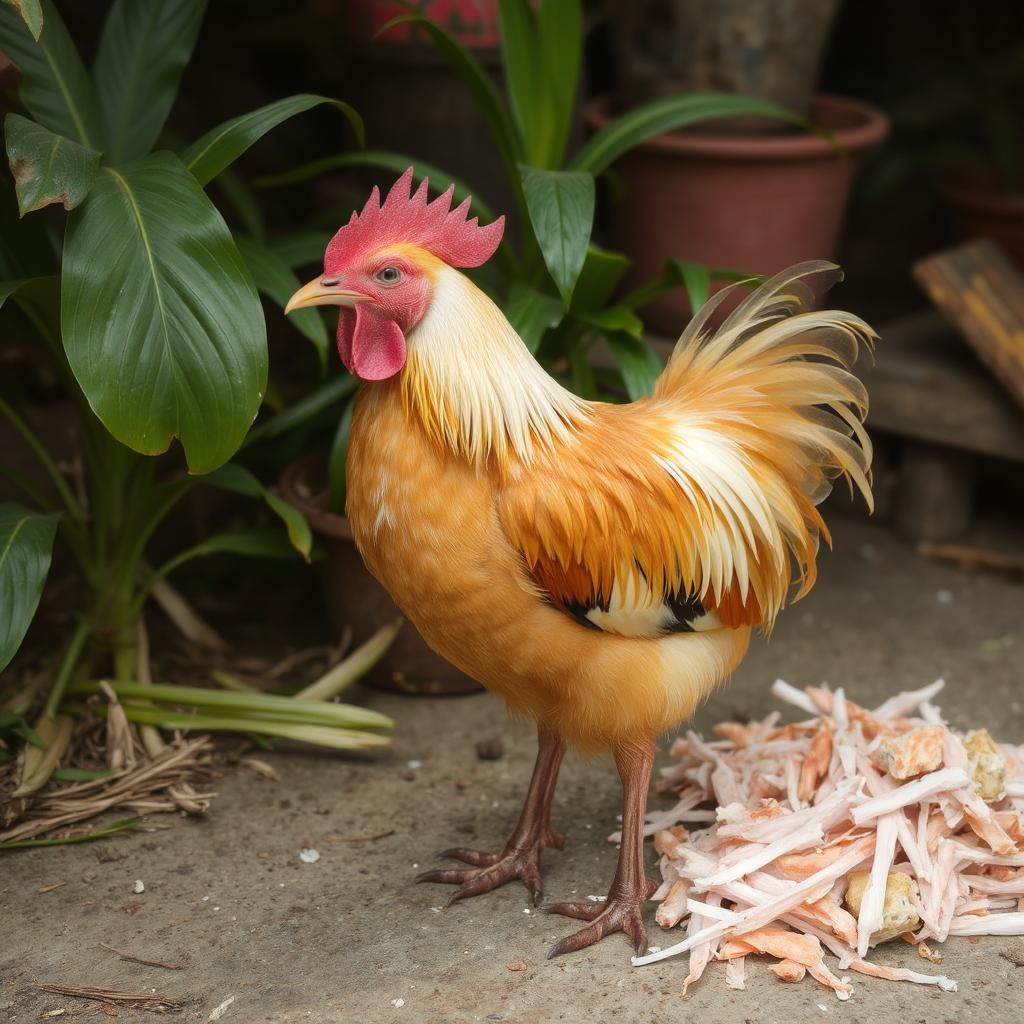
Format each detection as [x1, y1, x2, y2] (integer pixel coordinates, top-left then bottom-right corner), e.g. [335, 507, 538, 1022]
[914, 239, 1024, 411]
[861, 312, 1024, 463]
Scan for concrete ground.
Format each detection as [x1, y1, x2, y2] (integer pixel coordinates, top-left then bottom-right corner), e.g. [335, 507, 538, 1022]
[3, 515, 1024, 1024]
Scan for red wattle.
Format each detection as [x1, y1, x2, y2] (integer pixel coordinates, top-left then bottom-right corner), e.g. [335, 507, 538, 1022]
[336, 305, 407, 381]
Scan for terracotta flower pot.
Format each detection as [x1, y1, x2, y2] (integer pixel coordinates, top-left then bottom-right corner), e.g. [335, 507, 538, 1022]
[586, 93, 889, 334]
[279, 454, 482, 696]
[938, 174, 1024, 269]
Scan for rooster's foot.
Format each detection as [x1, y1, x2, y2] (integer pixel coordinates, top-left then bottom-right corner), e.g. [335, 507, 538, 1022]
[544, 877, 658, 957]
[416, 828, 565, 907]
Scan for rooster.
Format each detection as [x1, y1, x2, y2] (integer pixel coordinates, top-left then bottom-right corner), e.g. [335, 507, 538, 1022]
[286, 169, 875, 957]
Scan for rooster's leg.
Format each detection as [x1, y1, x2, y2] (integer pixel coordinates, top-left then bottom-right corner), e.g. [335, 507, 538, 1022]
[416, 726, 566, 906]
[545, 739, 657, 957]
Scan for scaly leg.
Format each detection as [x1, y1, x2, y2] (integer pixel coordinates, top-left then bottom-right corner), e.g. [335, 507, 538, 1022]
[417, 726, 566, 906]
[545, 739, 657, 957]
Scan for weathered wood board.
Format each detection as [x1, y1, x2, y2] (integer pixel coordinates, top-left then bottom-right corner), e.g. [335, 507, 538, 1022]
[913, 239, 1024, 412]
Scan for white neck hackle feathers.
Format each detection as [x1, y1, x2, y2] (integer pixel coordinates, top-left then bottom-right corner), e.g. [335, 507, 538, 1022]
[399, 266, 588, 469]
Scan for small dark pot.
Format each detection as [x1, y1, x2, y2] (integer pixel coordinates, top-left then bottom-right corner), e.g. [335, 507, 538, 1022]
[586, 93, 889, 334]
[938, 175, 1024, 269]
[279, 455, 482, 696]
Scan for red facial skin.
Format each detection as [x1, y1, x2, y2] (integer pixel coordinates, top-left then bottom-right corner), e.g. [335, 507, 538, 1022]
[327, 251, 433, 381]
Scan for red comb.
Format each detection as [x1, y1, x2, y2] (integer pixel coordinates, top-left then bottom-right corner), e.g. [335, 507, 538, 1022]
[325, 167, 505, 270]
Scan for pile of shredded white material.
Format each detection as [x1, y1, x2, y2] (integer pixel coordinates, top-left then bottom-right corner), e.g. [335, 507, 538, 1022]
[624, 679, 1024, 998]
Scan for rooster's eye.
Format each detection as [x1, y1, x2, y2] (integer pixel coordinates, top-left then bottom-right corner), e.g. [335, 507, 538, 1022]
[375, 266, 402, 285]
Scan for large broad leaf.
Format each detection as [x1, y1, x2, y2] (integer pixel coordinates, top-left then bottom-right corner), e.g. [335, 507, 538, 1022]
[0, 0, 102, 148]
[92, 0, 207, 163]
[2, 0, 42, 39]
[379, 14, 522, 179]
[201, 463, 312, 559]
[181, 95, 364, 187]
[0, 502, 59, 671]
[235, 235, 328, 371]
[4, 114, 100, 215]
[61, 152, 267, 474]
[571, 93, 805, 176]
[505, 283, 563, 353]
[605, 333, 663, 401]
[520, 166, 594, 307]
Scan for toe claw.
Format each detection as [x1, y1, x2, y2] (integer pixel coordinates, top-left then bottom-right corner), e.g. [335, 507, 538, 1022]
[416, 867, 473, 886]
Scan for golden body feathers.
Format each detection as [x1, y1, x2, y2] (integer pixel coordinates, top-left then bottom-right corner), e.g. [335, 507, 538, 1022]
[345, 260, 875, 752]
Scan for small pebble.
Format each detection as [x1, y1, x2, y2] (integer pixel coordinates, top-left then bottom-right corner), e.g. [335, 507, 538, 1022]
[475, 737, 505, 761]
[506, 958, 528, 972]
[936, 588, 954, 605]
[298, 848, 320, 864]
[132, 879, 145, 894]
[406, 760, 423, 770]
[391, 998, 405, 1008]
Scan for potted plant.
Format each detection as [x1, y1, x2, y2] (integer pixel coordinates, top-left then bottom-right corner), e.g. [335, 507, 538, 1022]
[592, 0, 889, 332]
[873, 29, 1024, 267]
[0, 0, 395, 836]
[263, 0, 787, 692]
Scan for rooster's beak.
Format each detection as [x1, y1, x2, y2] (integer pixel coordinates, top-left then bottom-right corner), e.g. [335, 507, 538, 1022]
[285, 276, 367, 314]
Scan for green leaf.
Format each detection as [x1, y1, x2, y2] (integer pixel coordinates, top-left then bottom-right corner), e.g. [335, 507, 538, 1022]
[4, 114, 100, 215]
[185, 528, 299, 560]
[571, 244, 630, 313]
[577, 305, 644, 339]
[181, 95, 364, 187]
[0, 502, 59, 671]
[571, 93, 806, 176]
[520, 166, 594, 306]
[379, 14, 522, 179]
[328, 398, 355, 511]
[605, 332, 663, 401]
[0, 0, 102, 147]
[498, 0, 547, 165]
[0, 710, 45, 747]
[201, 463, 312, 559]
[268, 230, 333, 269]
[235, 235, 328, 371]
[244, 373, 357, 447]
[536, 0, 581, 166]
[257, 150, 497, 225]
[61, 152, 267, 475]
[215, 166, 265, 240]
[2, 0, 42, 39]
[505, 283, 563, 353]
[669, 259, 711, 314]
[93, 0, 207, 163]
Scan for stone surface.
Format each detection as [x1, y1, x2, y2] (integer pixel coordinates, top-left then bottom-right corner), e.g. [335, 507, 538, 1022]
[4, 516, 1024, 1023]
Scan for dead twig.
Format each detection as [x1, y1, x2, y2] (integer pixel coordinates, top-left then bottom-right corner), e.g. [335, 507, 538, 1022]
[918, 540, 1024, 582]
[36, 983, 183, 1010]
[37, 881, 66, 894]
[99, 942, 182, 970]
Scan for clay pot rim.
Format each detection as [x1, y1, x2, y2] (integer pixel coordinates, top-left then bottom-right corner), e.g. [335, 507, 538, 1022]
[584, 93, 889, 161]
[278, 453, 353, 542]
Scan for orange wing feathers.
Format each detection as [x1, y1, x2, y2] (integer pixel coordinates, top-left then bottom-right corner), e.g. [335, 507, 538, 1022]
[500, 262, 875, 636]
